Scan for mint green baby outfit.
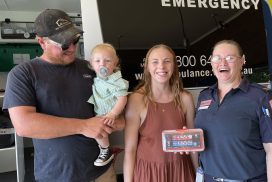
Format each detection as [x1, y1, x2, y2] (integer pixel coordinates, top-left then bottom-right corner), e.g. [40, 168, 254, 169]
[88, 71, 129, 116]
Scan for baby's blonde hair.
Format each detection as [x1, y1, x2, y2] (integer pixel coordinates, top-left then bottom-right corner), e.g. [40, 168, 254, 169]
[90, 43, 119, 67]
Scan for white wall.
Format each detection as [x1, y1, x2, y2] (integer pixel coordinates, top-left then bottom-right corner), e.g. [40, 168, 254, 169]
[80, 0, 103, 60]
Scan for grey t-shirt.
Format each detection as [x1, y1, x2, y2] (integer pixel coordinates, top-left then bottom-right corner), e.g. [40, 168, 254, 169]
[3, 58, 111, 182]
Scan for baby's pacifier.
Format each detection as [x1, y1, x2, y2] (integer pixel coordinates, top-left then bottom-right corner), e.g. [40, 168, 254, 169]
[99, 66, 108, 77]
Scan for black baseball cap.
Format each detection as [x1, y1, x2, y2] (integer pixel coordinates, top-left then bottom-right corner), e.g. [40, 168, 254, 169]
[34, 9, 83, 47]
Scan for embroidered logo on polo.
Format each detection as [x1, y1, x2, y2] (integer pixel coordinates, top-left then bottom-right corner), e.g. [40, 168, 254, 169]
[83, 74, 92, 79]
[198, 99, 212, 110]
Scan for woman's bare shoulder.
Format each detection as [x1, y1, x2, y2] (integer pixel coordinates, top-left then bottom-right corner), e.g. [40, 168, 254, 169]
[128, 91, 145, 100]
[180, 89, 193, 101]
[179, 90, 195, 110]
[126, 91, 148, 123]
[127, 91, 146, 108]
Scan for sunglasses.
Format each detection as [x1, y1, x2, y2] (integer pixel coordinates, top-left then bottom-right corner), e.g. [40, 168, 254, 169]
[46, 36, 80, 51]
[61, 36, 80, 51]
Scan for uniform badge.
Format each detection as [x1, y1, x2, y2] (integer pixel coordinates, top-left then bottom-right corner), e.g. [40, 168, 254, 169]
[198, 99, 212, 110]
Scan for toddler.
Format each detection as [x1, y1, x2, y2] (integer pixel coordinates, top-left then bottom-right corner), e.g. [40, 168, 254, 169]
[88, 43, 129, 166]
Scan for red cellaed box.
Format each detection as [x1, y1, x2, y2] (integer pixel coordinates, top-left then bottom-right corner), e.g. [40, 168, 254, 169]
[162, 129, 205, 152]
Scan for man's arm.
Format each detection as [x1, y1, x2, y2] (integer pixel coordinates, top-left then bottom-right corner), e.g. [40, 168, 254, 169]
[264, 143, 272, 181]
[8, 106, 113, 139]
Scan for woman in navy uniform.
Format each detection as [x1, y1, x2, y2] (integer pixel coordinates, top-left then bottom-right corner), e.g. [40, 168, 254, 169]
[195, 40, 272, 182]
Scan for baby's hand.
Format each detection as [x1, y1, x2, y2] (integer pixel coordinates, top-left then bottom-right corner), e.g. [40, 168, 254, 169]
[103, 112, 117, 126]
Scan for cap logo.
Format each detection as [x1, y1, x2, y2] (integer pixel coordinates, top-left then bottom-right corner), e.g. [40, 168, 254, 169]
[55, 18, 71, 30]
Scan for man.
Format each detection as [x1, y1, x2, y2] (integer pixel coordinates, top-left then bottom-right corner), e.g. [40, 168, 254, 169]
[3, 9, 124, 182]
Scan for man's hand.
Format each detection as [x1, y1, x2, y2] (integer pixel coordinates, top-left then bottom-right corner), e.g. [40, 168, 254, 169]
[81, 116, 113, 139]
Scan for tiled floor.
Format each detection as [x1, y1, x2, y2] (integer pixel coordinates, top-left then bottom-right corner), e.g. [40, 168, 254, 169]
[0, 147, 124, 182]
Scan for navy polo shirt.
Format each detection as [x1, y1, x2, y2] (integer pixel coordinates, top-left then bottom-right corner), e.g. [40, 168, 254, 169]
[195, 78, 272, 180]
